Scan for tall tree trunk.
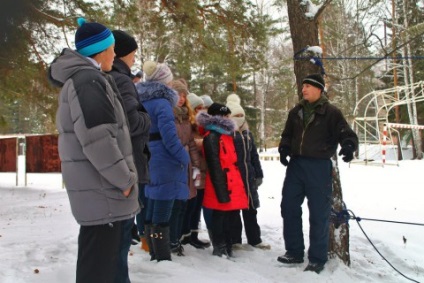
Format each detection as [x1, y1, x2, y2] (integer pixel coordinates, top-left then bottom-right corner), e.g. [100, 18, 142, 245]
[287, 0, 322, 97]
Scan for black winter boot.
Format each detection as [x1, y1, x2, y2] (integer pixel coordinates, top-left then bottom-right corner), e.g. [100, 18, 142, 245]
[180, 233, 191, 245]
[190, 231, 211, 249]
[144, 224, 155, 261]
[151, 225, 172, 261]
[212, 243, 228, 258]
[170, 241, 185, 256]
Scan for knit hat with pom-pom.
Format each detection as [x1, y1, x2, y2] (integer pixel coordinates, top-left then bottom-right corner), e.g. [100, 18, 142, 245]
[226, 93, 245, 127]
[75, 18, 115, 57]
[143, 61, 173, 85]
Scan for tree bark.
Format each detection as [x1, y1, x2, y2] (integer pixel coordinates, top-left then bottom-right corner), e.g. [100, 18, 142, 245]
[287, 0, 323, 98]
[329, 155, 351, 266]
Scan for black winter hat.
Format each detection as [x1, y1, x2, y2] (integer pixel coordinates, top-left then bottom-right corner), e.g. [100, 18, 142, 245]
[207, 103, 231, 116]
[302, 74, 325, 91]
[112, 30, 138, 58]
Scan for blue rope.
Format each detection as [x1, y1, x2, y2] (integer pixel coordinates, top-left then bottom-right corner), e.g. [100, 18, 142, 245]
[331, 207, 422, 282]
[309, 56, 424, 60]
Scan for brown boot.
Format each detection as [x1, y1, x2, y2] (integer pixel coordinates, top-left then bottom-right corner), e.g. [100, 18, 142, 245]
[140, 236, 150, 252]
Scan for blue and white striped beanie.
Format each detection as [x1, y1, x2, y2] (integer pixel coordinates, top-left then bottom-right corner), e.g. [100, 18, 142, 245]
[75, 18, 115, 57]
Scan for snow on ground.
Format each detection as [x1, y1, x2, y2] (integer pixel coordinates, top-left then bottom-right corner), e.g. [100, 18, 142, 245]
[0, 157, 423, 283]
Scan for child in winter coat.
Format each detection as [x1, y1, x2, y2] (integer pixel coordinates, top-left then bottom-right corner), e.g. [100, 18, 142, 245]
[136, 61, 189, 262]
[167, 79, 202, 255]
[226, 94, 270, 250]
[196, 103, 248, 257]
[180, 92, 212, 249]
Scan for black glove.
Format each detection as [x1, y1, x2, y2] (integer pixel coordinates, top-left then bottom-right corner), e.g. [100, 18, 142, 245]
[279, 146, 290, 166]
[338, 142, 355, 162]
[255, 178, 263, 187]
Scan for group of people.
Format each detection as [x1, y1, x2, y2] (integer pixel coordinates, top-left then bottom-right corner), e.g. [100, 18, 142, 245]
[48, 17, 358, 283]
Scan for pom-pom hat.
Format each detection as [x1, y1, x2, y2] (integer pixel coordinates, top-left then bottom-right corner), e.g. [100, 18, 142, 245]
[143, 61, 173, 84]
[226, 93, 245, 127]
[226, 93, 245, 117]
[75, 18, 115, 57]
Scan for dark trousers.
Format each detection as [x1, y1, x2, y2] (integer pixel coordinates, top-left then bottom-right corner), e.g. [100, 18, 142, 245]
[169, 199, 187, 244]
[280, 157, 332, 264]
[181, 189, 206, 235]
[231, 207, 262, 246]
[136, 184, 147, 236]
[115, 218, 134, 283]
[211, 210, 239, 246]
[145, 198, 174, 225]
[202, 206, 213, 230]
[76, 221, 122, 283]
[181, 196, 197, 236]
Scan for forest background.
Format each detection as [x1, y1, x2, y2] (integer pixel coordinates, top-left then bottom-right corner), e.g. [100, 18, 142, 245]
[1, 0, 424, 151]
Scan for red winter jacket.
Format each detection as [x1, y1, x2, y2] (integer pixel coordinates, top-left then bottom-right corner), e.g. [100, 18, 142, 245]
[197, 112, 248, 211]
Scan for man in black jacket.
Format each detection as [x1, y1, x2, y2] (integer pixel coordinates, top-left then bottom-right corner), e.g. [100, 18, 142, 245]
[277, 74, 358, 274]
[108, 30, 151, 283]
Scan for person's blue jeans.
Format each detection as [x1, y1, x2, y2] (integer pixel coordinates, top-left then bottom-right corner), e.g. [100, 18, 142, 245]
[136, 184, 147, 235]
[145, 198, 174, 225]
[114, 217, 134, 283]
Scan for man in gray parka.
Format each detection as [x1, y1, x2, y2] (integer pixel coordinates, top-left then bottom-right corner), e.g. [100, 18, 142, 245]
[48, 18, 139, 283]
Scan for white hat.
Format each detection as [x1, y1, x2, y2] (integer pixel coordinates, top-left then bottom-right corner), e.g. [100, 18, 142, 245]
[226, 93, 245, 127]
[187, 93, 204, 110]
[200, 95, 213, 108]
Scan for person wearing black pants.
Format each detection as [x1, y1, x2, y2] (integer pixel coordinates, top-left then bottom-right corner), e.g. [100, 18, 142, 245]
[277, 74, 358, 274]
[49, 19, 139, 283]
[77, 222, 122, 283]
[226, 94, 269, 250]
[108, 29, 151, 283]
[196, 103, 249, 258]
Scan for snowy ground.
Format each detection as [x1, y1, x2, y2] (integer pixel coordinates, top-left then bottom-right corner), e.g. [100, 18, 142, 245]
[0, 157, 423, 283]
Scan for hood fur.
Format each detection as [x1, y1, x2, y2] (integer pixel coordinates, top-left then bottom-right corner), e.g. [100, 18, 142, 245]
[196, 112, 237, 135]
[136, 81, 179, 107]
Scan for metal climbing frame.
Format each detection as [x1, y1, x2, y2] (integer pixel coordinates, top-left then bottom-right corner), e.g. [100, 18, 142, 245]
[352, 81, 424, 166]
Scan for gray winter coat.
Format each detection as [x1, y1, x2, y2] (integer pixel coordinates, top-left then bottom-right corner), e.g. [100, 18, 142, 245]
[48, 48, 139, 226]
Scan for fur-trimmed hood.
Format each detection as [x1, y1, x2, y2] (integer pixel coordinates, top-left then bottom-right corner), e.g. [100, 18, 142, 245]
[136, 81, 178, 107]
[196, 111, 237, 135]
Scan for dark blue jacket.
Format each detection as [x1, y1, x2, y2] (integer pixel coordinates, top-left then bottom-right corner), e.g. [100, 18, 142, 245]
[137, 81, 189, 200]
[233, 126, 264, 209]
